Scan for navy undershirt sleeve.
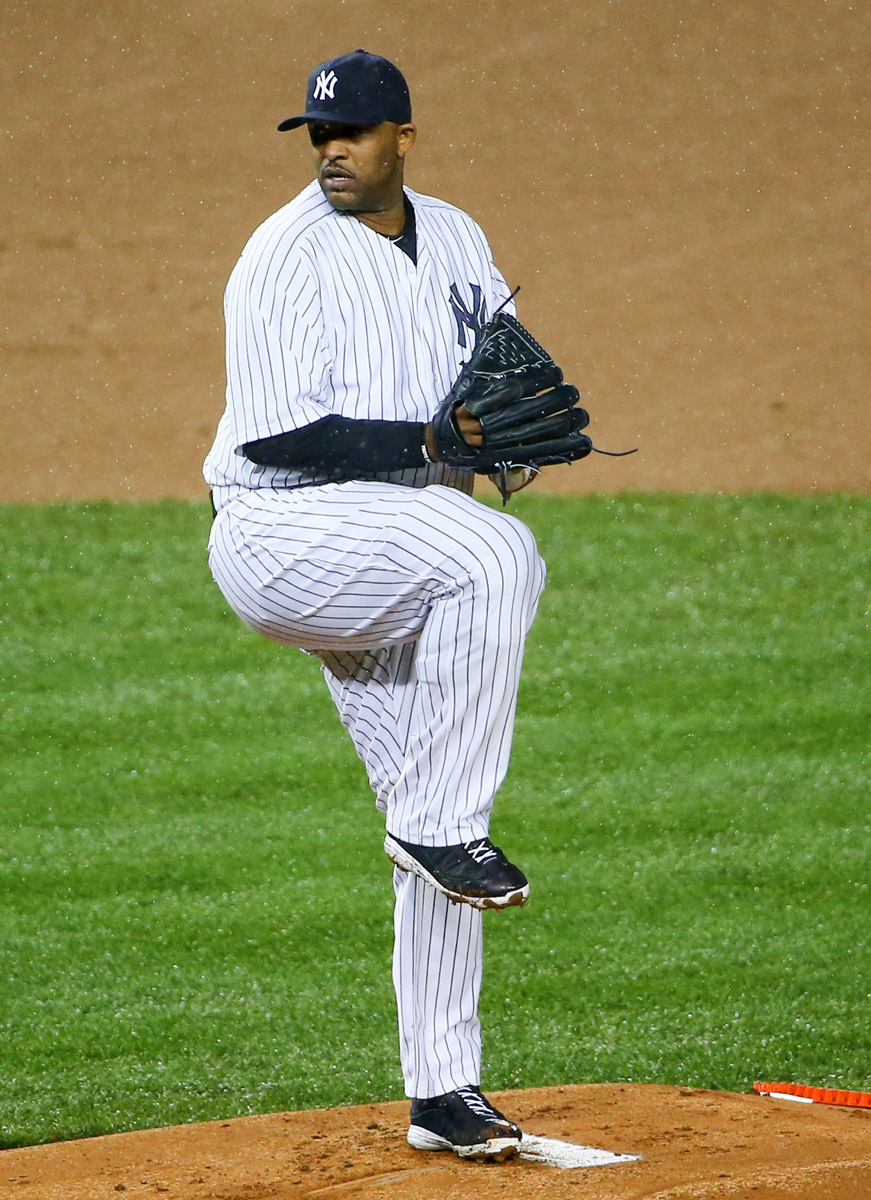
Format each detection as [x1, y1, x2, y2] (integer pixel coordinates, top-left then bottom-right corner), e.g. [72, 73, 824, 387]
[243, 415, 428, 472]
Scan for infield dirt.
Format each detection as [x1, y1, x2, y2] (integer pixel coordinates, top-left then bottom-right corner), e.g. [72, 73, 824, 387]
[3, 0, 868, 501]
[4, 1084, 871, 1200]
[3, 2, 868, 1197]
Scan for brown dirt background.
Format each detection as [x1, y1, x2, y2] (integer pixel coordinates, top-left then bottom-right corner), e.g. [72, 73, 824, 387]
[3, 2, 870, 1196]
[3, 0, 868, 501]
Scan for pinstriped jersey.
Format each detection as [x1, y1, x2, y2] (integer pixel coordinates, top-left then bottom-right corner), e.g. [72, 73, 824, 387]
[203, 181, 514, 501]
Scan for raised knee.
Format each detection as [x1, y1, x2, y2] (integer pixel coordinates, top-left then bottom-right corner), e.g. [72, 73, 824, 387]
[460, 510, 546, 610]
[494, 511, 546, 594]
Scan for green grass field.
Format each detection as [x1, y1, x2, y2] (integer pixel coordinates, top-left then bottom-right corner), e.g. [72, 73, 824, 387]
[1, 492, 869, 1148]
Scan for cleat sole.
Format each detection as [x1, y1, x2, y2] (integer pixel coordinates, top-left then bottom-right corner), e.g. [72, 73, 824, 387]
[407, 1125, 521, 1160]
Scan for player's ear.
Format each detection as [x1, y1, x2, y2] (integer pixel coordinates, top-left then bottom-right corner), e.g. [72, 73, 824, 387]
[396, 123, 416, 159]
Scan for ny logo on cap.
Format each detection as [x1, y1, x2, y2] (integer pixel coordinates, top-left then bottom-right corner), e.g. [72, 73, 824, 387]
[313, 69, 338, 101]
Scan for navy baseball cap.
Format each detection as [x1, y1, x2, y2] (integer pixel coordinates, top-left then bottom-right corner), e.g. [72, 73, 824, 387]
[277, 49, 412, 132]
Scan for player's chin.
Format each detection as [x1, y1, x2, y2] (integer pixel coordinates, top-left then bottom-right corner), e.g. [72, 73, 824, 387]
[319, 180, 359, 211]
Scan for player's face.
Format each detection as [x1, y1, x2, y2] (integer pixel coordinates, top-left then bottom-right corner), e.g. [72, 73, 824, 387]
[308, 121, 416, 214]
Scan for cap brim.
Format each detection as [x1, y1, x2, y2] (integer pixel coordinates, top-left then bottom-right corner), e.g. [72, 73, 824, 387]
[277, 109, 374, 132]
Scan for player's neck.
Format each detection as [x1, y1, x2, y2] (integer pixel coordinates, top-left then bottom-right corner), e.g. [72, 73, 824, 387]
[352, 195, 407, 238]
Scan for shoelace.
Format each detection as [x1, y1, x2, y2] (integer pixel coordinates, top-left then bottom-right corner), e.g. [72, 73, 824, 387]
[456, 1087, 502, 1121]
[464, 839, 499, 865]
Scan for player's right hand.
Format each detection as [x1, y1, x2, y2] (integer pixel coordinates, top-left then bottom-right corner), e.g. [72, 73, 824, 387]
[425, 404, 482, 461]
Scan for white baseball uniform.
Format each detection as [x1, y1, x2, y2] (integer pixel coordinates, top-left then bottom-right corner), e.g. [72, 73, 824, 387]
[204, 180, 546, 1098]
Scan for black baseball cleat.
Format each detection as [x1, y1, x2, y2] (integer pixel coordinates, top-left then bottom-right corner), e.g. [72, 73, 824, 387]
[384, 834, 529, 909]
[407, 1086, 523, 1161]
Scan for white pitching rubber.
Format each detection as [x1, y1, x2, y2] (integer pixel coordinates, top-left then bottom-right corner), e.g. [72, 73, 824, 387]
[519, 1134, 641, 1169]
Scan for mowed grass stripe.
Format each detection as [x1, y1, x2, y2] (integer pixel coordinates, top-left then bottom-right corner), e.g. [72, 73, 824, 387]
[1, 493, 868, 1146]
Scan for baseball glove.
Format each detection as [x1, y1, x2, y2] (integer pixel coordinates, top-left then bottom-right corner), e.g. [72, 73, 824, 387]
[431, 309, 593, 501]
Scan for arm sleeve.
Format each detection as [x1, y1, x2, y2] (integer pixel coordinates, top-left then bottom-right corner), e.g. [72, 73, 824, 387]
[243, 416, 428, 472]
[224, 238, 334, 449]
[490, 259, 517, 318]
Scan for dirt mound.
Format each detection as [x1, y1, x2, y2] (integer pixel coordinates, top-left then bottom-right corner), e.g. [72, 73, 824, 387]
[4, 1084, 871, 1200]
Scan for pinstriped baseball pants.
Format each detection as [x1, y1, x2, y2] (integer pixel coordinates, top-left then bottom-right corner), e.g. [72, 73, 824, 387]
[208, 480, 545, 1097]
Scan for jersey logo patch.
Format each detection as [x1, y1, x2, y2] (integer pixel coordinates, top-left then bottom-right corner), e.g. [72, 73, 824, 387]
[313, 69, 338, 101]
[449, 283, 486, 350]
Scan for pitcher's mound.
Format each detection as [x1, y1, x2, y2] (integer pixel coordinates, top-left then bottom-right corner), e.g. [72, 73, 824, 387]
[3, 1083, 871, 1199]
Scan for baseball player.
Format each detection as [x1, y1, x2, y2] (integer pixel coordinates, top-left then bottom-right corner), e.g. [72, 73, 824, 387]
[204, 49, 589, 1161]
